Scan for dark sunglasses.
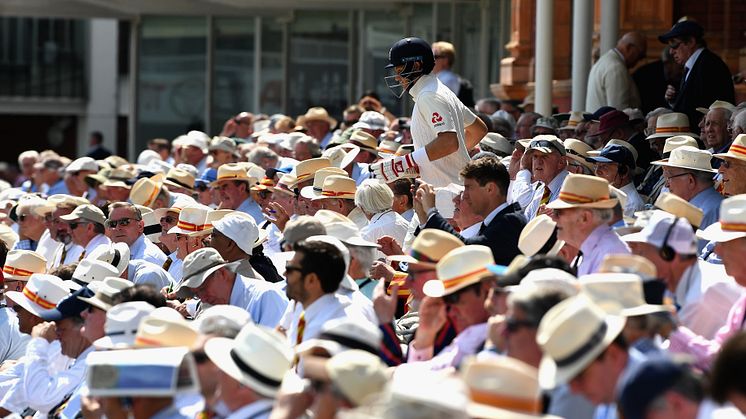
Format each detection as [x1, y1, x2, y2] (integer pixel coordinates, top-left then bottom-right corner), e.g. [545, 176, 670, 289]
[68, 222, 87, 230]
[505, 317, 537, 333]
[284, 264, 305, 275]
[195, 185, 208, 192]
[442, 283, 480, 305]
[106, 218, 134, 229]
[192, 350, 209, 364]
[668, 41, 683, 50]
[160, 216, 177, 224]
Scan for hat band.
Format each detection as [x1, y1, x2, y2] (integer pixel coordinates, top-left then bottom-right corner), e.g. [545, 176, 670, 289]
[349, 140, 376, 151]
[408, 248, 437, 264]
[559, 191, 608, 204]
[177, 220, 212, 232]
[469, 388, 541, 414]
[144, 183, 161, 207]
[655, 126, 689, 134]
[441, 266, 490, 289]
[3, 265, 35, 278]
[720, 221, 746, 232]
[537, 227, 560, 255]
[295, 173, 312, 183]
[553, 321, 608, 368]
[22, 287, 57, 309]
[134, 335, 163, 346]
[166, 177, 193, 190]
[321, 190, 354, 197]
[218, 173, 249, 181]
[106, 329, 138, 337]
[229, 348, 282, 388]
[317, 331, 379, 355]
[143, 224, 162, 236]
[111, 249, 122, 269]
[728, 143, 746, 157]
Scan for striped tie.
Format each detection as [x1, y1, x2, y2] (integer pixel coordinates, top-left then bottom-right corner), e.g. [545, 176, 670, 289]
[59, 246, 68, 265]
[536, 184, 551, 215]
[162, 258, 173, 271]
[295, 311, 306, 346]
[78, 250, 86, 262]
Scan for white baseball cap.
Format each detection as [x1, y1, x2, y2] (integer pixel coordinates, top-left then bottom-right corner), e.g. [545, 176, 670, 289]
[66, 157, 99, 173]
[211, 213, 259, 256]
[623, 210, 697, 255]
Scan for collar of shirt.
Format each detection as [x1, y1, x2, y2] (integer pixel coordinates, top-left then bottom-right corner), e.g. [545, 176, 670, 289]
[713, 140, 732, 155]
[483, 201, 510, 226]
[339, 274, 359, 292]
[85, 234, 109, 254]
[579, 223, 615, 257]
[548, 170, 569, 198]
[612, 48, 625, 62]
[409, 73, 437, 99]
[130, 234, 147, 257]
[304, 293, 338, 321]
[229, 273, 249, 307]
[369, 209, 396, 225]
[684, 47, 705, 80]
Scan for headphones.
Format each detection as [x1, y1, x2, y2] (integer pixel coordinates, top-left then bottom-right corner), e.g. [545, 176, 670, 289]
[659, 217, 683, 262]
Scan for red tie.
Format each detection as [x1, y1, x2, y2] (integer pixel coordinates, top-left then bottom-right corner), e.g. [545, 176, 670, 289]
[537, 185, 551, 215]
[295, 311, 306, 346]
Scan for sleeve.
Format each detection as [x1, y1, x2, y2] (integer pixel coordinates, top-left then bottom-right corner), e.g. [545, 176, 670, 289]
[416, 92, 458, 135]
[22, 338, 86, 414]
[601, 62, 633, 110]
[254, 288, 290, 328]
[507, 170, 534, 209]
[407, 342, 434, 362]
[379, 322, 405, 367]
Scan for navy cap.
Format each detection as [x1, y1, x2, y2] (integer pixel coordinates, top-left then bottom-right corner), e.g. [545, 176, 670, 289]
[659, 21, 704, 43]
[41, 286, 94, 321]
[586, 144, 636, 168]
[584, 106, 616, 122]
[265, 166, 292, 180]
[617, 356, 688, 419]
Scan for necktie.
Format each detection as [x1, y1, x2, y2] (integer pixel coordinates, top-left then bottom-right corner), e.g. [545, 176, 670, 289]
[536, 184, 551, 215]
[59, 246, 68, 265]
[162, 258, 173, 271]
[679, 67, 689, 91]
[478, 222, 487, 235]
[295, 311, 306, 346]
[571, 250, 583, 273]
[78, 250, 86, 262]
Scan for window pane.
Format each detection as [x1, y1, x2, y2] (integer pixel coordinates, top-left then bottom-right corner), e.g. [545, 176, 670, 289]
[212, 18, 255, 133]
[136, 16, 206, 150]
[361, 11, 404, 115]
[260, 17, 284, 115]
[287, 10, 349, 120]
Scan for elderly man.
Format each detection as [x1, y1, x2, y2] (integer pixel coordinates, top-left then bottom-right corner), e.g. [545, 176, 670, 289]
[547, 174, 629, 275]
[62, 157, 98, 197]
[178, 248, 287, 327]
[13, 197, 48, 252]
[624, 211, 740, 340]
[212, 164, 263, 224]
[17, 150, 40, 191]
[106, 202, 167, 266]
[586, 32, 646, 111]
[587, 143, 645, 217]
[293, 136, 322, 161]
[221, 111, 254, 139]
[38, 157, 68, 195]
[208, 136, 237, 168]
[703, 107, 733, 159]
[47, 198, 86, 269]
[515, 112, 542, 140]
[181, 131, 210, 175]
[299, 107, 336, 148]
[61, 204, 111, 259]
[520, 136, 570, 220]
[715, 134, 746, 197]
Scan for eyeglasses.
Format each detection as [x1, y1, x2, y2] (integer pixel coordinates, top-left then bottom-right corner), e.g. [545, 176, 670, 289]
[668, 41, 683, 50]
[17, 214, 28, 222]
[106, 218, 134, 229]
[284, 264, 305, 275]
[505, 317, 537, 333]
[664, 172, 692, 181]
[68, 222, 88, 230]
[191, 350, 209, 364]
[160, 216, 177, 224]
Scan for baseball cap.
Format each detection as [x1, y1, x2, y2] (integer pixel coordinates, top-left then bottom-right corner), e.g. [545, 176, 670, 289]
[41, 285, 95, 321]
[585, 144, 636, 168]
[66, 157, 99, 173]
[60, 204, 106, 226]
[352, 111, 387, 131]
[622, 210, 697, 255]
[658, 20, 704, 43]
[527, 135, 565, 156]
[585, 106, 616, 122]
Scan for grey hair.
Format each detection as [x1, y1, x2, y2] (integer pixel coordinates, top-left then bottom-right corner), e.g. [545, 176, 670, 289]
[18, 150, 40, 166]
[347, 245, 377, 272]
[355, 179, 394, 215]
[508, 287, 571, 326]
[247, 146, 279, 166]
[295, 137, 321, 158]
[591, 208, 614, 222]
[734, 108, 746, 131]
[645, 107, 673, 124]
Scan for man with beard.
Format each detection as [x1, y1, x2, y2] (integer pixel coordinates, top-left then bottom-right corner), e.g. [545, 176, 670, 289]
[45, 197, 86, 269]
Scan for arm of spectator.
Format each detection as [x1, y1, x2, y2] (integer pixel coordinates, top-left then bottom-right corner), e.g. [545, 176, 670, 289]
[464, 116, 489, 150]
[377, 236, 403, 257]
[408, 297, 447, 362]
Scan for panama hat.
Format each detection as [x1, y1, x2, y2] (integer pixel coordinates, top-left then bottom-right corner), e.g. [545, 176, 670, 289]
[94, 301, 156, 349]
[209, 136, 237, 153]
[389, 229, 464, 267]
[204, 322, 293, 398]
[129, 173, 165, 208]
[78, 276, 134, 311]
[505, 268, 579, 297]
[696, 100, 736, 115]
[134, 307, 198, 348]
[211, 211, 267, 255]
[209, 163, 253, 187]
[176, 247, 238, 291]
[598, 254, 657, 279]
[646, 113, 698, 140]
[546, 174, 618, 209]
[654, 192, 704, 228]
[563, 138, 595, 172]
[480, 133, 514, 156]
[377, 139, 400, 155]
[536, 294, 626, 389]
[300, 167, 349, 200]
[310, 175, 357, 201]
[518, 214, 565, 257]
[88, 242, 130, 276]
[296, 317, 382, 357]
[297, 107, 337, 128]
[579, 273, 672, 317]
[6, 273, 68, 317]
[3, 250, 47, 281]
[714, 133, 746, 163]
[697, 195, 746, 242]
[348, 130, 379, 154]
[322, 144, 360, 169]
[309, 210, 378, 248]
[303, 350, 388, 407]
[163, 168, 195, 192]
[64, 259, 120, 291]
[462, 356, 562, 419]
[0, 224, 18, 249]
[250, 177, 276, 192]
[141, 210, 162, 243]
[424, 245, 495, 298]
[167, 205, 213, 237]
[191, 304, 253, 333]
[651, 146, 716, 173]
[660, 135, 699, 157]
[288, 157, 332, 188]
[272, 173, 298, 197]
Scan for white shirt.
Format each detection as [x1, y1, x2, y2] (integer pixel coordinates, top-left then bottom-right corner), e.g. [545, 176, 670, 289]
[619, 182, 646, 218]
[684, 48, 705, 81]
[226, 399, 274, 419]
[50, 242, 85, 270]
[36, 229, 59, 269]
[409, 74, 476, 188]
[336, 275, 377, 324]
[229, 274, 289, 328]
[361, 210, 409, 249]
[508, 169, 534, 211]
[0, 307, 30, 363]
[81, 233, 111, 260]
[128, 260, 175, 291]
[286, 294, 369, 347]
[676, 260, 743, 339]
[166, 252, 183, 284]
[523, 170, 569, 220]
[459, 222, 482, 239]
[347, 207, 369, 230]
[129, 234, 168, 266]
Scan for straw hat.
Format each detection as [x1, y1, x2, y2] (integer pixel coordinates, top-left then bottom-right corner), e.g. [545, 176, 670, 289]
[191, 304, 253, 333]
[579, 273, 672, 317]
[714, 133, 746, 163]
[288, 157, 332, 188]
[5, 273, 68, 317]
[250, 177, 276, 192]
[3, 250, 47, 281]
[505, 268, 579, 297]
[167, 205, 213, 237]
[546, 174, 618, 209]
[94, 301, 156, 349]
[322, 144, 360, 169]
[204, 322, 293, 397]
[163, 168, 195, 192]
[563, 138, 595, 172]
[300, 167, 349, 200]
[480, 133, 515, 156]
[297, 107, 337, 128]
[134, 307, 198, 348]
[348, 130, 379, 154]
[65, 259, 120, 291]
[424, 245, 495, 297]
[654, 192, 704, 228]
[209, 163, 254, 187]
[646, 113, 699, 140]
[661, 135, 699, 156]
[651, 146, 716, 173]
[462, 356, 562, 419]
[697, 195, 746, 242]
[314, 210, 378, 248]
[598, 254, 657, 279]
[536, 294, 626, 389]
[0, 224, 18, 249]
[88, 242, 131, 276]
[310, 175, 357, 201]
[696, 100, 736, 115]
[389, 229, 464, 267]
[303, 350, 388, 407]
[377, 139, 400, 154]
[104, 155, 129, 168]
[272, 173, 298, 197]
[78, 277, 134, 311]
[129, 173, 165, 208]
[209, 136, 237, 153]
[518, 214, 565, 257]
[296, 317, 382, 357]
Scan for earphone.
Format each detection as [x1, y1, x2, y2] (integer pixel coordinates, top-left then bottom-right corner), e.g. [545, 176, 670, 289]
[659, 217, 683, 262]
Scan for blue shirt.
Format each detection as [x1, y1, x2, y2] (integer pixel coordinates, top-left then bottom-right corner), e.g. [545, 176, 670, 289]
[128, 260, 175, 291]
[129, 234, 168, 266]
[229, 274, 289, 328]
[689, 186, 723, 252]
[47, 179, 69, 196]
[237, 197, 264, 225]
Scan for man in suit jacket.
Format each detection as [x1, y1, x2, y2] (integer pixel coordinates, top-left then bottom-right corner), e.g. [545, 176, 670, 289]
[585, 32, 647, 112]
[660, 21, 735, 132]
[414, 156, 526, 265]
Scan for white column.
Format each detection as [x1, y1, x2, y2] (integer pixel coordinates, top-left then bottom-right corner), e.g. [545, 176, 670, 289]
[79, 19, 118, 157]
[534, 0, 554, 117]
[600, 0, 619, 54]
[571, 0, 594, 111]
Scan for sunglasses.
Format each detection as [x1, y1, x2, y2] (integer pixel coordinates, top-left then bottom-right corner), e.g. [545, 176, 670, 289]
[505, 317, 537, 333]
[106, 218, 134, 229]
[284, 264, 305, 275]
[160, 216, 177, 224]
[668, 41, 683, 50]
[68, 222, 88, 230]
[195, 185, 208, 192]
[191, 350, 209, 364]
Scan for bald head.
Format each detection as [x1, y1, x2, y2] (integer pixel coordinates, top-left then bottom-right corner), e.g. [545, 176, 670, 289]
[617, 32, 647, 68]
